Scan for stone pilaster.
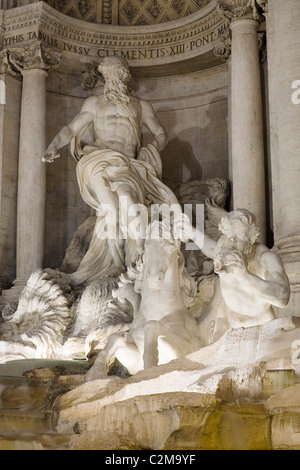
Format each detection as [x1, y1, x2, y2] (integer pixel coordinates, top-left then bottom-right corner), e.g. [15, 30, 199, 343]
[217, 0, 266, 241]
[0, 49, 22, 296]
[262, 0, 300, 316]
[214, 26, 233, 207]
[5, 42, 60, 297]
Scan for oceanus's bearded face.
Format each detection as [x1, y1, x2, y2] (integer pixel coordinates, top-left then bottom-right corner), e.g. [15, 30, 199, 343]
[100, 65, 131, 105]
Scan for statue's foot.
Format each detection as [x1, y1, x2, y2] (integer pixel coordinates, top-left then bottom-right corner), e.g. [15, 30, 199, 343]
[85, 365, 107, 382]
[84, 353, 108, 382]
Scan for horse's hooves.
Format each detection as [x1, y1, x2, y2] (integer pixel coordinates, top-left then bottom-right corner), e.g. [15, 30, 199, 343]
[84, 368, 107, 382]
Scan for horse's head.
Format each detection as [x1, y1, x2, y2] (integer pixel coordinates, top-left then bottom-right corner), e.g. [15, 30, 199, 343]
[134, 219, 180, 292]
[144, 238, 180, 290]
[133, 219, 197, 314]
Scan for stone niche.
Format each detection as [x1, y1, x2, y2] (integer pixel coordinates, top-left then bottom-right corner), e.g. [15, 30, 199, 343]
[45, 64, 229, 268]
[0, 0, 229, 272]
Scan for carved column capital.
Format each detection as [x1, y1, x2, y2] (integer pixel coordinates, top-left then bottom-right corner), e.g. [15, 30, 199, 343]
[214, 27, 232, 61]
[81, 62, 103, 92]
[217, 0, 263, 22]
[7, 42, 61, 75]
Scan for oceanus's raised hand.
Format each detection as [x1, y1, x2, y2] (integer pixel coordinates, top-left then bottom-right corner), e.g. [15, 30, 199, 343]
[41, 151, 61, 163]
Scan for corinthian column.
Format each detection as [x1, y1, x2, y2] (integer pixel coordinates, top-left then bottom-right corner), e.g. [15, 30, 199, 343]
[260, 0, 300, 315]
[8, 43, 60, 290]
[217, 0, 266, 241]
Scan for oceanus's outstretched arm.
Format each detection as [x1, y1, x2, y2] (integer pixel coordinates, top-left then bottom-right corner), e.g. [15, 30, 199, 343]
[42, 97, 97, 162]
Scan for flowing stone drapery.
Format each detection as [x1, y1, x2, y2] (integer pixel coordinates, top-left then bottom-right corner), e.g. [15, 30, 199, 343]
[7, 43, 61, 291]
[260, 0, 300, 316]
[217, 0, 266, 242]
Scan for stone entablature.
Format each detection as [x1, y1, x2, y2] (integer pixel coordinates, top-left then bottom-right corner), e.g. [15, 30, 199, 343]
[0, 0, 227, 68]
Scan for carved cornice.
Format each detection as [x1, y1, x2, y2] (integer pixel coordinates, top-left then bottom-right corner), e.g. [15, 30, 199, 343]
[2, 4, 42, 34]
[217, 0, 263, 22]
[2, 2, 221, 46]
[6, 42, 61, 74]
[39, 7, 220, 49]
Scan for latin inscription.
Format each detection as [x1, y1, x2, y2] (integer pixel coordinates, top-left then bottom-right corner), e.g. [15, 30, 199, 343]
[3, 27, 224, 61]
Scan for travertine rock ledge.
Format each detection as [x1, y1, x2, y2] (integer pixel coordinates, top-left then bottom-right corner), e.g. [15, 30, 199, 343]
[56, 317, 300, 450]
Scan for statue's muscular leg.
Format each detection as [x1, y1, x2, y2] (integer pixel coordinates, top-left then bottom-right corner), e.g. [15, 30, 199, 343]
[115, 185, 146, 253]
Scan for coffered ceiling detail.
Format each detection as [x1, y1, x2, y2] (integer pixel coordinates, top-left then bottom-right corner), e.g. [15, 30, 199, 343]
[118, 0, 213, 25]
[3, 0, 213, 25]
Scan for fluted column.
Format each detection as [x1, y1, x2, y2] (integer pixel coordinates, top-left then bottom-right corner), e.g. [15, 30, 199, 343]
[260, 0, 300, 315]
[8, 43, 60, 289]
[217, 1, 266, 242]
